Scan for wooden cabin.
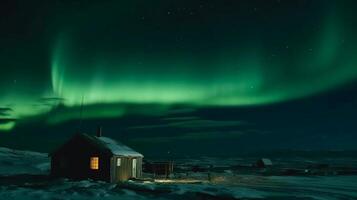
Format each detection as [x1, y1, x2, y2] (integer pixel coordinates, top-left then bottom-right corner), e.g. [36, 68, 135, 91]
[50, 129, 143, 183]
[256, 158, 273, 168]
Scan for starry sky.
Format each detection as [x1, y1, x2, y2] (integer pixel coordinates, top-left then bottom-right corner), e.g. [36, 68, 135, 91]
[0, 0, 357, 155]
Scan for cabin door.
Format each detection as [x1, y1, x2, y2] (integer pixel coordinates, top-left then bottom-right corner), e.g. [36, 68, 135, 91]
[132, 158, 137, 178]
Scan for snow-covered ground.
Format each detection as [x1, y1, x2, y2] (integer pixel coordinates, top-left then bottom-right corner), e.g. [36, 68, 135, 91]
[0, 147, 49, 175]
[0, 147, 356, 200]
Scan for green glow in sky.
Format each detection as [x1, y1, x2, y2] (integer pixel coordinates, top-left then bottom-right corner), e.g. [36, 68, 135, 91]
[1, 1, 357, 131]
[50, 10, 357, 109]
[0, 121, 16, 131]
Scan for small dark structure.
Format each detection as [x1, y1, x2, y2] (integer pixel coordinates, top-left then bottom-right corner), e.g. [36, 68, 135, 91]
[143, 161, 174, 178]
[256, 158, 273, 168]
[50, 129, 143, 183]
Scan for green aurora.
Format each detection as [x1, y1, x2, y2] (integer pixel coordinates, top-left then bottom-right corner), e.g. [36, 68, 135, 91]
[51, 3, 356, 106]
[1, 1, 357, 131]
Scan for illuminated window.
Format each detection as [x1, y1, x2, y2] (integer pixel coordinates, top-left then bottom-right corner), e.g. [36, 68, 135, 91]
[90, 157, 99, 170]
[117, 158, 121, 166]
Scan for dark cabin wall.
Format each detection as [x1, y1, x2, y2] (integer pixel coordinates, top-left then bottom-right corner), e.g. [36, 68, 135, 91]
[136, 157, 143, 178]
[112, 156, 143, 182]
[51, 135, 111, 182]
[114, 156, 131, 181]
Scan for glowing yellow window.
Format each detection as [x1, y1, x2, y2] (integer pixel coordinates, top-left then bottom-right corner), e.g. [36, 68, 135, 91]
[90, 157, 99, 170]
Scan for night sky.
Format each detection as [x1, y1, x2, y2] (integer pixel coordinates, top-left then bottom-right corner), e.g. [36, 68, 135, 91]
[0, 0, 356, 156]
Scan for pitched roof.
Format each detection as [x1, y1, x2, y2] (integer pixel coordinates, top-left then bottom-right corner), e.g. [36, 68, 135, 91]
[51, 133, 143, 157]
[260, 158, 273, 165]
[95, 136, 143, 157]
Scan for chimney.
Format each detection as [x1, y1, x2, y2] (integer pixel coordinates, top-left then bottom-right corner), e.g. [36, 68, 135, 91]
[96, 126, 102, 137]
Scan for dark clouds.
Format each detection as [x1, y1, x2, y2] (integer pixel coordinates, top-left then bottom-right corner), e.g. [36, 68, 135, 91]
[128, 119, 245, 130]
[0, 108, 13, 116]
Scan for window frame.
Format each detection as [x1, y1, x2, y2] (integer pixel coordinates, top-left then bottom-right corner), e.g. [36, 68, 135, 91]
[90, 156, 99, 170]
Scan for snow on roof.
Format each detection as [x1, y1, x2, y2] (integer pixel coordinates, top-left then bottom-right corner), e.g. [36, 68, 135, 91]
[260, 158, 273, 165]
[95, 136, 143, 157]
[51, 133, 144, 157]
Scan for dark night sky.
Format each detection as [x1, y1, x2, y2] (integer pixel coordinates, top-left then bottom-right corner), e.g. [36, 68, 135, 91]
[0, 0, 356, 156]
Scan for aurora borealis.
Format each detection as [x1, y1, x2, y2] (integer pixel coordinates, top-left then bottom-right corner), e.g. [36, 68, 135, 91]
[0, 0, 357, 154]
[51, 1, 357, 108]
